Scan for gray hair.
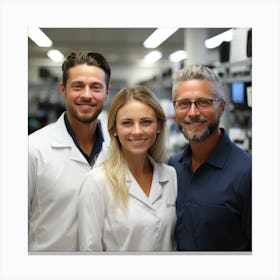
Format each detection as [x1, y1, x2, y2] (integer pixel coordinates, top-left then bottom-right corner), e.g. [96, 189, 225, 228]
[172, 64, 225, 100]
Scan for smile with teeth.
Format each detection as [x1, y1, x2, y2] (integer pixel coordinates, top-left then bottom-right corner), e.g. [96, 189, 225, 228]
[188, 121, 203, 126]
[129, 139, 146, 145]
[186, 119, 207, 127]
[78, 103, 95, 110]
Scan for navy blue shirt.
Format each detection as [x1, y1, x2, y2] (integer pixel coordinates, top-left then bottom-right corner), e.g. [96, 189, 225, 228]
[168, 128, 252, 251]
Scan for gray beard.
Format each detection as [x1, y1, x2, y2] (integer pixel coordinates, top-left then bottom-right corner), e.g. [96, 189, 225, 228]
[181, 120, 219, 142]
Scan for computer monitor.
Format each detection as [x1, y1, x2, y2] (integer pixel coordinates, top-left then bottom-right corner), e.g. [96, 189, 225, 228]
[231, 81, 251, 108]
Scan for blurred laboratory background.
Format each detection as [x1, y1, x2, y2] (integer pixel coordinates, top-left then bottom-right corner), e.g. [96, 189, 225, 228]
[28, 28, 252, 159]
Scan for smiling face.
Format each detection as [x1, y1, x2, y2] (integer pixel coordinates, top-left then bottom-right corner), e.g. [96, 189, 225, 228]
[174, 79, 225, 142]
[114, 100, 159, 160]
[60, 64, 109, 125]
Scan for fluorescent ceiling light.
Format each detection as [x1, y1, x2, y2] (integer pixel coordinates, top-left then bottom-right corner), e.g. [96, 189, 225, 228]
[205, 29, 233, 49]
[28, 28, 53, 47]
[169, 50, 187, 62]
[144, 28, 179, 48]
[47, 50, 64, 62]
[144, 51, 162, 64]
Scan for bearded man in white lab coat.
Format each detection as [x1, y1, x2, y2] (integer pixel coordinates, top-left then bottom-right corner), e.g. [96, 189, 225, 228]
[28, 51, 111, 252]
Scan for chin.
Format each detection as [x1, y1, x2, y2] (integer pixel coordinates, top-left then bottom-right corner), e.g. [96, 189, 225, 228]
[78, 111, 100, 122]
[129, 149, 149, 157]
[76, 115, 96, 124]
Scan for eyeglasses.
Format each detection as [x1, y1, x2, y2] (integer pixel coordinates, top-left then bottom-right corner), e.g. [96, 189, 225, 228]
[173, 98, 223, 111]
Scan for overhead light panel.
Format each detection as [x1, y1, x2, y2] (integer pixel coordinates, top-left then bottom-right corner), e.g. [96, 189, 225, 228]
[47, 50, 64, 62]
[144, 51, 162, 64]
[28, 28, 53, 47]
[205, 29, 233, 49]
[144, 28, 179, 48]
[169, 50, 187, 62]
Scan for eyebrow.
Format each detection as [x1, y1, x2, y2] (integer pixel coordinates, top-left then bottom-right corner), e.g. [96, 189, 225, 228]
[70, 80, 103, 84]
[119, 117, 154, 121]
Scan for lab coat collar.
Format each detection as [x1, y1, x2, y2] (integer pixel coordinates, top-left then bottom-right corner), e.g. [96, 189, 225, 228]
[127, 156, 169, 208]
[50, 113, 74, 148]
[49, 112, 108, 165]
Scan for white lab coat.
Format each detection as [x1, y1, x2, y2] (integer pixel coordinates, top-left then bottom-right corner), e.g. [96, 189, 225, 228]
[28, 113, 108, 252]
[78, 157, 177, 252]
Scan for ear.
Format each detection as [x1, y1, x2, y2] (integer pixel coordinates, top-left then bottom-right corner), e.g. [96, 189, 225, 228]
[60, 82, 67, 99]
[219, 99, 226, 117]
[104, 85, 111, 101]
[156, 120, 163, 134]
[111, 125, 117, 136]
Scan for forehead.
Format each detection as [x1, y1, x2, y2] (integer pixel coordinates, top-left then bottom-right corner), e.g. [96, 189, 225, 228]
[67, 64, 106, 82]
[117, 100, 156, 119]
[175, 79, 212, 99]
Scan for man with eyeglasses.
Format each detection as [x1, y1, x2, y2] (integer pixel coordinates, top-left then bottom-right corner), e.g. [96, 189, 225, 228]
[168, 64, 251, 251]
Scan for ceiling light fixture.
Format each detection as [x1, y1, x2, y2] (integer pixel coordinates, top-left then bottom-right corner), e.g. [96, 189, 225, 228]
[144, 51, 162, 64]
[47, 50, 64, 62]
[204, 29, 233, 49]
[169, 50, 187, 62]
[143, 28, 179, 48]
[28, 27, 53, 47]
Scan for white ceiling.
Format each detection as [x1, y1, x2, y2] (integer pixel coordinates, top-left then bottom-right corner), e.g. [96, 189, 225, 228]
[28, 28, 228, 87]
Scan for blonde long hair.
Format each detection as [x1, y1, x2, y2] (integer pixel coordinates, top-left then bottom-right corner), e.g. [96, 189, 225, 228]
[104, 85, 167, 211]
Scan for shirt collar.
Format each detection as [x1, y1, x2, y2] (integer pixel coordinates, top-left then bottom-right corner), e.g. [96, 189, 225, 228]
[179, 128, 231, 169]
[64, 113, 104, 165]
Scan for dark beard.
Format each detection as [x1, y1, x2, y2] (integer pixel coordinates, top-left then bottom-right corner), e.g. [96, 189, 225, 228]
[68, 105, 103, 124]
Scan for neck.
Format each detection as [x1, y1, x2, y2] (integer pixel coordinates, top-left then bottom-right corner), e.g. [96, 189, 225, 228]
[124, 153, 153, 197]
[125, 154, 152, 177]
[190, 128, 221, 171]
[67, 114, 98, 155]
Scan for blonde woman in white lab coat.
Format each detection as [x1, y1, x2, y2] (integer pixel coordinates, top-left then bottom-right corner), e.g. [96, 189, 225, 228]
[78, 85, 177, 252]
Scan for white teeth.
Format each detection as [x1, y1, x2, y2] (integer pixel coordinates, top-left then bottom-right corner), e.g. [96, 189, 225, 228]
[130, 139, 145, 144]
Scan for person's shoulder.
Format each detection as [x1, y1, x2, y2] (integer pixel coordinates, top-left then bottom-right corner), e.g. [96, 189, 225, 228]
[170, 150, 184, 160]
[154, 161, 177, 179]
[168, 150, 185, 165]
[222, 129, 251, 165]
[230, 141, 252, 163]
[29, 114, 65, 140]
[28, 122, 55, 141]
[157, 161, 176, 171]
[224, 143, 252, 176]
[28, 123, 57, 154]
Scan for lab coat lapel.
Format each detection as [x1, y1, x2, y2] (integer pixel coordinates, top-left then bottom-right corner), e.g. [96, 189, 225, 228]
[50, 114, 88, 165]
[127, 174, 154, 209]
[148, 160, 164, 204]
[148, 180, 162, 204]
[127, 161, 166, 208]
[149, 158, 170, 204]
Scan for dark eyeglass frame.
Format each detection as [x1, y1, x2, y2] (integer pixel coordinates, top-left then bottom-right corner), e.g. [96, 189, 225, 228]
[173, 98, 223, 111]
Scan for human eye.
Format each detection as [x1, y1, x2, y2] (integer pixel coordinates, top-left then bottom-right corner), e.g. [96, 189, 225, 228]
[121, 120, 132, 127]
[91, 83, 102, 92]
[72, 83, 83, 90]
[178, 99, 191, 109]
[197, 98, 211, 108]
[142, 119, 153, 126]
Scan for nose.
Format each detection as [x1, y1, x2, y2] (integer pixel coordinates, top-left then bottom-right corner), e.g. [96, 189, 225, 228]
[132, 123, 143, 135]
[80, 86, 92, 99]
[187, 102, 200, 116]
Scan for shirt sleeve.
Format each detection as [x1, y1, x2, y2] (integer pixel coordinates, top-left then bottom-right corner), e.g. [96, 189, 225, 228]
[237, 165, 252, 250]
[78, 169, 107, 251]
